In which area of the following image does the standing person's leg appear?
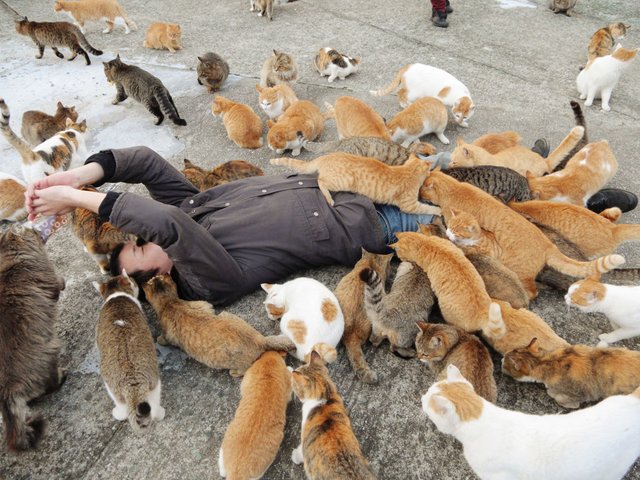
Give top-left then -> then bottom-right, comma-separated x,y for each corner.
430,0 -> 449,28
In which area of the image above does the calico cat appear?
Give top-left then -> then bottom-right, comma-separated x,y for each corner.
181,158 -> 264,191
143,274 -> 294,376
261,278 -> 344,363
502,338 -> 640,409
415,322 -> 496,402
370,63 -> 474,127
94,273 -> 164,430
21,101 -> 78,146
219,351 -> 291,480
53,0 -> 137,34
15,17 -> 103,65
577,45 -> 639,111
103,55 -> 187,126
271,153 -> 441,215
197,52 -> 230,93
360,261 -> 434,358
143,22 -> 181,53
1,99 -> 87,184
444,165 -> 531,203
423,364 -> 640,480
291,352 -> 377,480
327,96 -> 391,141
266,100 -> 326,155
304,136 -> 436,164
0,173 -> 27,222
552,101 -> 589,172
386,96 -> 449,147
212,96 -> 263,149
0,227 -> 66,451
335,249 -> 394,384
314,47 -> 360,82
256,83 -> 298,120
260,50 -> 299,88
548,0 -> 577,16
587,22 -> 631,64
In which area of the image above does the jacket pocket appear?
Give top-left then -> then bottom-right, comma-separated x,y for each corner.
292,190 -> 331,242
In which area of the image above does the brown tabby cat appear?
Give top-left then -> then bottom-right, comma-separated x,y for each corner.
181,158 -> 264,191
588,22 -> 631,64
416,322 -> 497,402
143,274 -> 294,376
327,96 -> 391,141
502,338 -> 640,408
212,96 -> 263,149
444,166 -> 532,203
304,136 -> 436,164
260,50 -> 299,87
21,102 -> 78,146
267,100 -> 327,155
197,52 -> 230,93
53,0 -> 137,34
271,154 -> 441,215
291,351 -> 377,480
143,22 -> 181,53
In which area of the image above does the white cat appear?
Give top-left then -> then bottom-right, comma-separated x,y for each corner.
566,273 -> 640,346
577,45 -> 639,111
314,47 -> 360,83
261,277 -> 344,363
423,364 -> 640,480
370,63 -> 475,127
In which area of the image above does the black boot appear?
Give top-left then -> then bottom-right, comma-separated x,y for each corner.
587,189 -> 638,214
432,10 -> 448,28
446,0 -> 453,13
531,138 -> 550,158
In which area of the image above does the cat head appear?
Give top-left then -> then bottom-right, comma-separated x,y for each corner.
103,55 -> 125,83
291,351 -> 334,402
418,169 -> 443,204
415,322 -> 461,363
0,224 -> 45,255
272,50 -> 295,73
261,283 -> 286,320
609,22 -> 630,39
389,231 -> 427,264
408,140 -> 437,157
166,23 -> 181,41
611,46 -> 640,63
449,138 -> 482,168
142,274 -> 178,303
15,17 -> 30,34
564,273 -> 605,312
65,118 -> 87,133
445,207 -> 481,246
501,338 -> 544,381
56,102 -> 78,122
452,96 -> 475,127
93,269 -> 139,299
256,84 -> 284,113
266,122 -> 303,151
355,248 -> 393,279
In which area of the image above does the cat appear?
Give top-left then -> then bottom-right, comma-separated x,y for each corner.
53,0 -> 137,34
181,158 -> 264,191
386,96 -> 449,147
360,261 -> 435,358
211,96 -> 264,149
291,352 -> 377,480
266,100 -> 326,155
1,98 -> 88,184
250,0 -> 300,19
143,274 -> 294,377
15,17 -> 103,65
261,277 -> 344,363
423,364 -> 640,480
0,227 -> 66,451
548,0 -> 577,16
93,272 -> 164,430
370,63 -> 475,127
587,22 -> 631,64
326,96 -> 391,141
526,140 -> 618,206
566,273 -> 640,346
314,47 -> 360,82
21,101 -> 78,146
471,131 -> 521,154
445,207 -> 503,259
197,52 -> 230,93
420,170 -> 625,299
444,165 -> 531,203
218,351 -> 291,480
0,173 -> 27,222
502,338 -> 640,409
143,22 -> 181,53
577,45 -> 639,111
256,83 -> 298,120
260,50 -> 299,88
271,153 -> 442,215
415,322 -> 496,402
552,101 -> 589,172
103,55 -> 187,126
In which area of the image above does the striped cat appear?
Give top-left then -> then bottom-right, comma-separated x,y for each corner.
444,165 -> 531,203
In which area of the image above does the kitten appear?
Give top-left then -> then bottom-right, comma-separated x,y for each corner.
548,0 -> 577,16
143,22 -> 181,53
260,50 -> 299,88
219,351 -> 291,480
0,227 -> 66,451
261,278 -> 344,363
526,141 -> 618,205
256,83 -> 298,120
1,99 -> 87,184
21,101 -> 78,146
103,55 -> 187,126
291,352 -> 377,480
304,136 -> 437,164
15,17 -> 103,65
197,52 -> 230,93
359,262 -> 434,358
471,131 -> 520,154
181,158 -> 264,191
552,100 -> 589,172
587,22 -> 631,64
423,364 -> 640,480
53,0 -> 137,34
444,165 -> 531,203
327,96 -> 391,141
271,153 -> 442,215
577,45 -> 639,111
266,100 -> 326,155
0,173 -> 27,222
386,96 -> 449,147
370,63 -> 474,127
143,275 -> 294,377
211,96 -> 264,149
415,322 -> 496,402
314,47 -> 360,82
502,338 -> 640,408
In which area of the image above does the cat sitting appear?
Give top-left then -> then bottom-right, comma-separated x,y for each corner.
386,96 -> 449,147
266,100 -> 327,155
260,50 -> 299,87
21,101 -> 78,146
53,0 -> 137,34
587,22 -> 631,66
256,83 -> 298,120
314,47 -> 360,82
0,173 -> 27,222
548,0 -> 577,16
197,53 -> 230,93
181,158 -> 264,191
143,22 -> 181,53
212,96 -> 263,149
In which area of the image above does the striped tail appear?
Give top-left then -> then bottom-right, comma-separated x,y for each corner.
369,65 -> 408,97
263,334 -> 296,352
311,343 -> 338,363
359,267 -> 385,322
303,140 -> 340,154
545,125 -> 585,172
155,89 -> 187,126
546,250 -> 625,278
270,157 -> 319,173
552,101 -> 588,172
482,302 -> 506,340
1,396 -> 46,452
0,98 -> 36,163
600,207 -> 622,223
73,28 -> 103,56
613,224 -> 640,243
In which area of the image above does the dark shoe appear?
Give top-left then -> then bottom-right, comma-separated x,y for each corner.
432,11 -> 448,27
431,7 -> 437,19
587,188 -> 638,214
531,138 -> 550,158
446,0 -> 453,13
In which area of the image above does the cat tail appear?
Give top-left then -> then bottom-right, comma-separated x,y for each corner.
263,334 -> 296,353
1,396 -> 46,451
72,28 -> 103,56
117,8 -> 138,31
126,390 -> 153,431
613,224 -> 640,243
323,102 -> 336,120
0,99 -> 36,163
545,250 -> 625,278
545,124 -> 585,172
601,268 -> 640,283
369,66 -> 408,97
303,140 -> 341,154
311,343 -> 338,363
359,267 -> 385,322
552,101 -> 588,172
482,303 -> 506,340
270,157 -> 319,173
154,88 -> 187,126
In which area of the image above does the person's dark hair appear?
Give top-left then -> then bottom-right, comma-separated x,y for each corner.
109,241 -> 158,301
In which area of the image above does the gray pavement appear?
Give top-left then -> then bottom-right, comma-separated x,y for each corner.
1,0 -> 640,479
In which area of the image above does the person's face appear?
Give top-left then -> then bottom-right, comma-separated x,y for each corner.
118,241 -> 173,275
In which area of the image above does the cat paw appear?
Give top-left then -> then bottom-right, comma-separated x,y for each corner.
157,335 -> 169,346
597,333 -> 612,346
291,446 -> 303,465
103,28 -> 112,34
601,105 -> 611,112
579,93 -> 586,100
584,99 -> 594,107
111,99 -> 120,105
359,369 -> 379,385
154,406 -> 166,421
596,340 -> 609,348
229,369 -> 244,378
291,148 -> 301,156
35,54 -> 43,59
112,406 -> 128,421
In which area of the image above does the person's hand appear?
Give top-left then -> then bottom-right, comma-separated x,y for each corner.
25,171 -> 82,220
27,185 -> 78,221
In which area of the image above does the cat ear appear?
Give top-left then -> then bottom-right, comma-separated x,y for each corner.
57,101 -> 63,109
273,49 -> 279,56
456,137 -> 464,147
256,84 -> 263,92
116,53 -> 121,60
309,350 -> 324,366
462,147 -> 471,158
92,281 -> 102,293
290,370 -> 306,389
445,364 -> 465,383
261,283 -> 272,292
121,269 -> 130,280
197,56 -> 204,62
526,337 -> 539,354
417,223 -> 431,236
416,321 -> 429,332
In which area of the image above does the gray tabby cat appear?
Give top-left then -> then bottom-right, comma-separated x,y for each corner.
444,165 -> 531,203
548,0 -> 577,16
103,55 -> 187,126
197,52 -> 229,93
552,101 -> 588,172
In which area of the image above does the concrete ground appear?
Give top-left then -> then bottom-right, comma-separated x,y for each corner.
1,0 -> 640,478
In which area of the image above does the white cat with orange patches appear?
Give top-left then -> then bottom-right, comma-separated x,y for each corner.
261,278 -> 344,363
313,47 -> 360,82
386,96 -> 449,147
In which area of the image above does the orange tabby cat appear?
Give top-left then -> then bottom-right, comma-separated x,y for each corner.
271,154 -> 441,215
266,100 -> 326,156
471,131 -> 521,154
143,22 -> 181,53
326,96 -> 391,141
211,96 -> 264,149
256,83 -> 298,120
445,207 -> 502,258
526,140 -> 618,205
420,170 -> 625,299
386,96 -> 449,147
53,0 -> 137,34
